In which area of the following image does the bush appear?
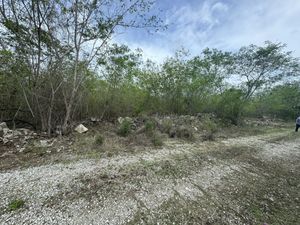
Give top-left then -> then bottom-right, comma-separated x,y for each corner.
202,119 -> 218,141
151,132 -> 163,147
145,119 -> 156,136
117,119 -> 132,137
216,88 -> 244,125
94,134 -> 104,146
161,118 -> 173,134
8,199 -> 25,211
176,125 -> 194,140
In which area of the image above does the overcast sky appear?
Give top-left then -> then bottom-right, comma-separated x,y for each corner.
115,0 -> 300,62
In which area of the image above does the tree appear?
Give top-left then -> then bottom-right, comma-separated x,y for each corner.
234,41 -> 300,100
0,0 -> 163,133
216,88 -> 244,125
0,0 -> 62,132
223,42 -> 300,124
252,82 -> 300,119
184,48 -> 233,113
97,44 -> 142,117
52,0 -> 163,132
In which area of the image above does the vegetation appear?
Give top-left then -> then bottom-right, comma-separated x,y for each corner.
150,132 -> 164,147
8,199 -> 25,211
145,119 -> 156,136
202,118 -> 218,141
0,1 -> 299,136
117,119 -> 132,137
94,134 -> 104,146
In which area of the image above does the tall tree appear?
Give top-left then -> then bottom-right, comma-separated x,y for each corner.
0,0 -> 163,133
234,41 -> 300,100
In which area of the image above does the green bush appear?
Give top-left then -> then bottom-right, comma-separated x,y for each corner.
176,126 -> 194,140
8,199 -> 25,211
151,132 -> 163,147
117,120 -> 132,137
94,134 -> 104,146
161,118 -> 173,134
145,120 -> 156,136
203,119 -> 218,141
216,88 -> 245,125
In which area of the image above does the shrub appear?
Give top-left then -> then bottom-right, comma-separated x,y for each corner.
161,118 -> 173,134
8,199 -> 25,211
216,88 -> 244,125
117,119 -> 132,137
145,120 -> 156,136
151,132 -> 163,147
94,134 -> 104,146
176,125 -> 194,140
202,119 -> 218,141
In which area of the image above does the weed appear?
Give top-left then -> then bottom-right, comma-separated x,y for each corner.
94,134 -> 104,146
106,152 -> 114,157
117,120 -> 132,137
202,119 -> 218,141
151,132 -> 163,147
8,199 -> 25,211
268,132 -> 298,143
145,120 -> 156,136
162,118 -> 173,134
176,126 -> 194,140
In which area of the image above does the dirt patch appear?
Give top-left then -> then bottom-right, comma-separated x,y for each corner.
1,128 -> 299,225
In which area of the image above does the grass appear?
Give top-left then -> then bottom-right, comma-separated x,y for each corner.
8,199 -> 25,211
202,118 -> 218,141
219,124 -> 291,139
161,118 -> 173,134
145,120 -> 156,136
268,131 -> 298,143
94,134 -> 104,146
39,125 -> 299,225
150,132 -> 163,147
117,120 -> 132,137
126,136 -> 300,224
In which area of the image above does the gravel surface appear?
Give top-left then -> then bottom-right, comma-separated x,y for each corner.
1,131 -> 299,225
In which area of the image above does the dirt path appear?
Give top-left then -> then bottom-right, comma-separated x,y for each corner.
0,130 -> 299,225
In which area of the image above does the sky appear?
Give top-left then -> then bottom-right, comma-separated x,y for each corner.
115,0 -> 300,62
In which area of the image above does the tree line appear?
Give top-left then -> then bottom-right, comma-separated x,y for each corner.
0,0 -> 299,135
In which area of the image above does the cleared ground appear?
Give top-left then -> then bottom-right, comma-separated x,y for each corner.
0,127 -> 299,225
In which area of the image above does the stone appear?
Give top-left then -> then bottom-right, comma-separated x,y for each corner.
136,125 -> 146,134
19,148 -> 26,153
118,117 -> 133,124
3,128 -> 13,138
55,125 -> 62,136
0,122 -> 8,137
0,122 -> 8,130
2,138 -> 9,144
117,117 -> 124,124
74,124 -> 88,133
17,128 -> 33,136
91,117 -> 100,122
38,140 -> 53,147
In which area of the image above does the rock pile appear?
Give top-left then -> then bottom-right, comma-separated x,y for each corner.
0,122 -> 37,153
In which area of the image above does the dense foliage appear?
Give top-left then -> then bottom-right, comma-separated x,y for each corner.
0,1 -> 299,135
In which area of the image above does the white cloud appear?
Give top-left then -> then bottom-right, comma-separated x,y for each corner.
112,36 -> 173,63
210,0 -> 300,55
166,0 -> 229,51
132,42 -> 173,62
118,0 -> 300,61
